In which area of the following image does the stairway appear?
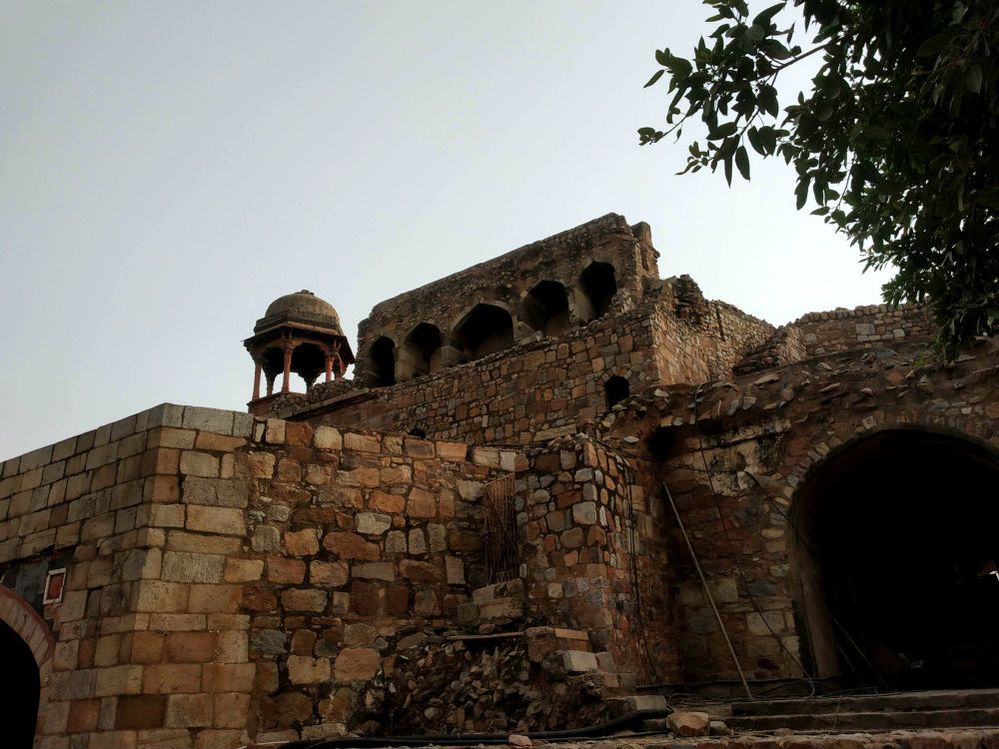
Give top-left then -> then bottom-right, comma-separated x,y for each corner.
720,689 -> 999,733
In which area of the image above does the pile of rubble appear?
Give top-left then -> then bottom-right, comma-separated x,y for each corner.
384,633 -> 610,735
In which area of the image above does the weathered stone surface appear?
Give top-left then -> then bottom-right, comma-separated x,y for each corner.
668,711 -> 711,737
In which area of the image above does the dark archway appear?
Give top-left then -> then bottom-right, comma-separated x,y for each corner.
604,376 -> 630,408
290,343 -> 326,391
0,619 -> 40,748
398,323 -> 443,380
577,262 -> 617,321
522,281 -> 570,337
368,336 -> 396,387
451,304 -> 514,362
791,428 -> 999,689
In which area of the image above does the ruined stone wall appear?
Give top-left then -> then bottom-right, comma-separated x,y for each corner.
306,291 -> 773,446
323,304 -> 670,445
599,336 -> 999,686
793,303 -> 934,357
236,421 -> 515,743
520,436 -> 680,682
353,213 -> 660,384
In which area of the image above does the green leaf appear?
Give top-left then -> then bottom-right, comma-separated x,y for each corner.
707,121 -> 739,140
724,152 -> 734,185
759,85 -> 779,117
644,70 -> 666,88
735,145 -> 751,180
964,65 -> 982,94
746,24 -> 765,41
916,33 -> 949,57
753,2 -> 786,28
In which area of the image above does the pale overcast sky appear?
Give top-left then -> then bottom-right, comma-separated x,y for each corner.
0,1 -> 891,460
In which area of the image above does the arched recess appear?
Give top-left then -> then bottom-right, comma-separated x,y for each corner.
790,427 -> 999,690
522,281 -> 570,337
576,261 -> 617,322
261,347 -> 285,396
604,375 -> 630,408
290,342 -> 326,391
0,585 -> 53,749
397,323 -> 443,381
366,336 -> 397,387
451,304 -> 514,362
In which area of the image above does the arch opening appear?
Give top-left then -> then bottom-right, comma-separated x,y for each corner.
451,304 -> 514,362
522,281 -> 570,337
792,429 -> 999,689
604,376 -> 630,409
290,343 -> 326,391
0,619 -> 40,748
398,323 -> 443,381
577,262 -> 617,321
367,336 -> 396,387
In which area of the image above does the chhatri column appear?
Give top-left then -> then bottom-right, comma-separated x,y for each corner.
252,358 -> 262,401
282,344 -> 292,394
325,351 -> 334,383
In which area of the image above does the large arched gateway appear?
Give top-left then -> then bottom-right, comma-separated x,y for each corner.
0,587 -> 50,749
790,428 -> 999,690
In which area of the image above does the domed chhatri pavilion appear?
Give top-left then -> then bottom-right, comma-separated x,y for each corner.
243,290 -> 354,414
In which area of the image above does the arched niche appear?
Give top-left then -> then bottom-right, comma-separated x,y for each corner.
367,336 -> 397,387
397,322 -> 443,381
290,342 -> 327,391
789,428 -> 999,689
604,375 -> 630,408
522,281 -> 570,337
576,261 -> 617,322
451,303 -> 514,362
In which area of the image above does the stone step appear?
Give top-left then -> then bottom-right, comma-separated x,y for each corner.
561,649 -> 599,673
726,707 -> 999,732
730,688 -> 999,717
604,693 -> 670,716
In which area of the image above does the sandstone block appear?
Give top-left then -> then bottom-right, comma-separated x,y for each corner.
224,558 -> 263,583
161,551 -> 225,583
267,557 -> 306,584
186,506 -> 245,535
309,560 -> 348,587
314,426 -> 343,450
668,711 -> 711,737
287,655 -> 331,684
280,588 -> 328,612
323,531 -> 379,560
369,490 -> 405,513
356,512 -> 391,535
354,562 -> 395,581
344,432 -> 380,453
407,487 -> 436,517
561,650 -> 598,673
213,693 -> 250,729
165,693 -> 212,728
333,647 -> 380,682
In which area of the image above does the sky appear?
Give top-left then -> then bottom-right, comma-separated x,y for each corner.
0,1 -> 893,461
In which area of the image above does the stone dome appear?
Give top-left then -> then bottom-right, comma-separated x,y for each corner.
255,290 -> 343,333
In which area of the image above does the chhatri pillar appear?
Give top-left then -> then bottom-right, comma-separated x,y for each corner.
244,290 -> 355,416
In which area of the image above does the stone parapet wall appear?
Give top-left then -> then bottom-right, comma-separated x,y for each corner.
354,214 -> 661,384
793,303 -> 934,356
519,436 -> 679,682
309,291 -> 773,446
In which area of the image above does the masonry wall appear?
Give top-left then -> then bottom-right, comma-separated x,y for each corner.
519,436 -> 679,682
793,303 -> 934,357
353,213 -> 660,384
301,290 -> 773,446
599,335 -> 999,686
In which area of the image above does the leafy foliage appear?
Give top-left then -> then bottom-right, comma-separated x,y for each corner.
640,0 -> 999,357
